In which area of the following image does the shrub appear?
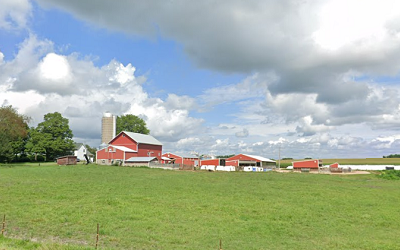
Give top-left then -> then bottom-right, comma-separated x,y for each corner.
378,170 -> 400,180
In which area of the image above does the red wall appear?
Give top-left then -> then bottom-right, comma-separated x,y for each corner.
293,160 -> 320,169
97,146 -> 125,161
183,158 -> 198,166
137,143 -> 162,160
225,160 -> 239,166
125,152 -> 138,159
330,163 -> 339,168
109,132 -> 138,151
200,159 -> 220,166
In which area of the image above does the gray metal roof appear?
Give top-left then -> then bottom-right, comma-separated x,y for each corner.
123,131 -> 163,146
242,154 -> 276,163
125,157 -> 158,162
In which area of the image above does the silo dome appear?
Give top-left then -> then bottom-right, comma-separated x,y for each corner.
103,112 -> 112,118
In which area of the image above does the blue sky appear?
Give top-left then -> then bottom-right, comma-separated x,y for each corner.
2,0 -> 400,159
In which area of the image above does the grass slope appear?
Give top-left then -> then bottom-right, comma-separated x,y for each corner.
1,164 -> 400,249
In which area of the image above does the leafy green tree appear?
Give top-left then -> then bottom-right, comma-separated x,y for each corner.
116,114 -> 150,135
27,112 -> 75,161
0,106 -> 30,162
25,127 -> 48,161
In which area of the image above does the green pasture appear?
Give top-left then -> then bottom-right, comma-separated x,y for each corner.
1,164 -> 400,249
279,157 -> 400,168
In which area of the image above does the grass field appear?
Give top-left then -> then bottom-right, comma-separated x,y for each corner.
278,157 -> 400,168
1,164 -> 400,249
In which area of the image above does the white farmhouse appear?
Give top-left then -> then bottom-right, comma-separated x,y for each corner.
74,143 -> 93,162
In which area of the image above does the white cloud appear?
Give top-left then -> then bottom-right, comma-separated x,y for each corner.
0,0 -> 31,30
235,128 -> 249,138
313,0 -> 400,50
165,94 -> 197,110
0,36 -> 204,146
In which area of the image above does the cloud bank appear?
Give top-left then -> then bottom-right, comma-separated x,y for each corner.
2,0 -> 400,158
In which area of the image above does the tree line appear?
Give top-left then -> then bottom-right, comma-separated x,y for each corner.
0,106 -> 149,163
383,154 -> 400,158
0,106 -> 75,163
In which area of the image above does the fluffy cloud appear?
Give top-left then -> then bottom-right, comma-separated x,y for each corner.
0,0 -> 31,30
0,35 -> 204,146
3,1 -> 400,157
235,128 -> 249,138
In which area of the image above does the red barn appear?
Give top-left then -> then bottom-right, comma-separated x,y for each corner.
96,131 -> 162,165
225,154 -> 276,167
292,159 -> 321,170
161,152 -> 199,166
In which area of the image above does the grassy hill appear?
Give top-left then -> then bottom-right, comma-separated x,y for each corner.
1,164 -> 400,249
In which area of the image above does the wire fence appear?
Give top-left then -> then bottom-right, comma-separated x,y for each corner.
0,215 -> 224,249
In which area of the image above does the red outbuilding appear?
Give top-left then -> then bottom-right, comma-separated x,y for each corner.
292,159 -> 321,170
96,131 -> 162,165
57,155 -> 77,165
329,162 -> 339,168
161,152 -> 199,166
225,154 -> 276,167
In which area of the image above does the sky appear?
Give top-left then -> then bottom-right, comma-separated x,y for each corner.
2,0 -> 400,159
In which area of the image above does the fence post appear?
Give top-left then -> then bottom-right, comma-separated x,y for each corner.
219,239 -> 222,250
95,223 -> 99,249
1,215 -> 5,236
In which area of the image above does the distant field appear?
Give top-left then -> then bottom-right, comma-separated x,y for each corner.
278,158 -> 400,168
1,164 -> 400,249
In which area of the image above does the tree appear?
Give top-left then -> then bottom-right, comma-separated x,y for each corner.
27,112 -> 75,161
84,144 -> 97,156
0,106 -> 30,162
116,114 -> 150,135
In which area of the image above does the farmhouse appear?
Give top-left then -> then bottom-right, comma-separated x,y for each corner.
96,131 -> 163,165
161,152 -> 199,166
74,143 -> 94,162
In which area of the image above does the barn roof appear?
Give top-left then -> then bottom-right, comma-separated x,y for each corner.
163,152 -> 198,159
242,154 -> 276,163
121,131 -> 163,146
125,157 -> 157,162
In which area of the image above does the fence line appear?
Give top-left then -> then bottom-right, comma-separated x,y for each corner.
0,215 -> 225,249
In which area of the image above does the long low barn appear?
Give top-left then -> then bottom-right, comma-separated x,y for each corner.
292,159 -> 322,170
200,154 -> 276,169
225,154 -> 276,167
